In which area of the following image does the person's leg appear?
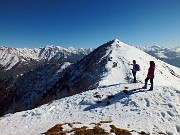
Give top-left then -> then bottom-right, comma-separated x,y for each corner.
143,77 -> 149,88
149,78 -> 154,90
132,71 -> 136,83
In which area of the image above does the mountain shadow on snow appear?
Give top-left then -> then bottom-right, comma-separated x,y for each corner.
83,87 -> 149,111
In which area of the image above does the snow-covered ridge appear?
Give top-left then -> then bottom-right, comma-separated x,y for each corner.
97,39 -> 180,89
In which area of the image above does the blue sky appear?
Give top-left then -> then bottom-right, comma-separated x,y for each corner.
0,0 -> 180,48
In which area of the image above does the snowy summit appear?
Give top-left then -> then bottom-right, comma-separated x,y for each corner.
0,39 -> 180,135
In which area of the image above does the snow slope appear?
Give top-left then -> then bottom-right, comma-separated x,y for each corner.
0,39 -> 180,135
0,83 -> 179,134
98,39 -> 180,89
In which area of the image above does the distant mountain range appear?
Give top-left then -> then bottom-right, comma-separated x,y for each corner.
1,44 -> 180,78
139,45 -> 180,68
0,45 -> 92,78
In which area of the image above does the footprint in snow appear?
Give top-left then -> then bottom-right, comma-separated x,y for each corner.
167,111 -> 174,117
144,98 -> 150,107
161,112 -> 166,117
176,125 -> 180,133
167,103 -> 173,108
22,114 -> 28,117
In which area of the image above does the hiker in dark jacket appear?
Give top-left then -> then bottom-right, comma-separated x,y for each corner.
131,60 -> 137,83
143,61 -> 155,90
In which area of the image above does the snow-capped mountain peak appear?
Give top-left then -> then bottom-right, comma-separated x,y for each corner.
151,44 -> 162,49
173,46 -> 180,53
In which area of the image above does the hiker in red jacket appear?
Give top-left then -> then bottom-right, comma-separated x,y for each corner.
143,61 -> 155,90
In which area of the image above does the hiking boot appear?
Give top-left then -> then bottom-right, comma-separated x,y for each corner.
148,87 -> 153,91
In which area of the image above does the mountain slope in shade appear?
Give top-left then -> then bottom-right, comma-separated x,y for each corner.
0,39 -> 180,135
0,45 -> 92,116
0,40 -> 113,116
139,45 -> 180,68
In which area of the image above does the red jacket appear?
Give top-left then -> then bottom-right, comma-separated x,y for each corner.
147,66 -> 155,78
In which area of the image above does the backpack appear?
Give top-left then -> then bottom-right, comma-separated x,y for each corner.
135,64 -> 140,71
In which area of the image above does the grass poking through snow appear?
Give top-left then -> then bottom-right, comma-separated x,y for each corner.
44,121 -> 132,135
